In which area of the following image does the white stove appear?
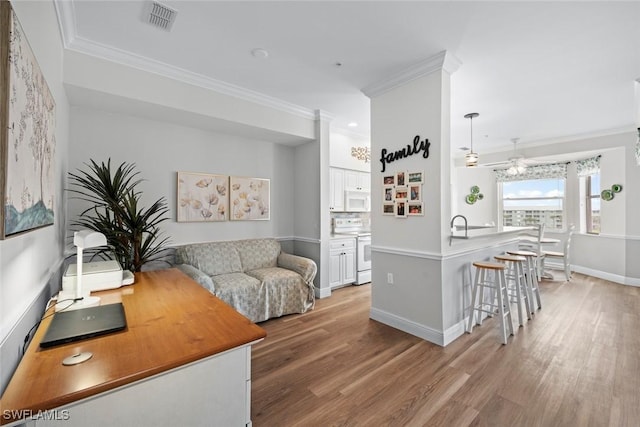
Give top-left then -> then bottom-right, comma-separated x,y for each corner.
333,218 -> 371,285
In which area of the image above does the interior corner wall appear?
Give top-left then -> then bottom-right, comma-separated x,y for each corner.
0,0 -> 69,394
68,107 -> 296,247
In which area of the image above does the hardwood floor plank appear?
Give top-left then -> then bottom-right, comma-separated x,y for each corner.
251,274 -> 640,426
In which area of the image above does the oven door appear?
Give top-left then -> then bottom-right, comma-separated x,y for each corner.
357,236 -> 372,271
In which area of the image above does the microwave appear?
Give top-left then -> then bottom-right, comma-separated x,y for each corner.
345,190 -> 370,212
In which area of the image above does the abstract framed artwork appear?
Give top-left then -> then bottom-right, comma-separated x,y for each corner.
177,172 -> 228,222
230,176 -> 270,220
1,2 -> 56,239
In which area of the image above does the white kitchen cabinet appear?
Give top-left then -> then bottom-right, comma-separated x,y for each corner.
330,168 -> 345,211
329,237 -> 356,288
344,170 -> 370,191
330,168 -> 370,211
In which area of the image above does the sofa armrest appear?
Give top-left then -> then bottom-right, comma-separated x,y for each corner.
277,252 -> 317,285
175,264 -> 215,293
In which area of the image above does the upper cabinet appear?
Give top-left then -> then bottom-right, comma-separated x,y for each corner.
344,170 -> 370,191
330,167 -> 370,211
330,168 -> 345,211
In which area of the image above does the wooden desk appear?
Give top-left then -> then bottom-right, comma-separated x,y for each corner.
0,268 -> 266,426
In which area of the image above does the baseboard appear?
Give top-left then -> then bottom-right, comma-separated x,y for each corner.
572,265 -> 640,287
369,307 -> 444,346
443,318 -> 467,346
315,286 -> 332,299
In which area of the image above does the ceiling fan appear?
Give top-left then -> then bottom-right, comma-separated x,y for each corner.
481,138 -> 540,174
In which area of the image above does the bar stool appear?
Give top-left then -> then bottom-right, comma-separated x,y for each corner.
494,254 -> 530,327
467,261 -> 514,344
507,249 -> 542,313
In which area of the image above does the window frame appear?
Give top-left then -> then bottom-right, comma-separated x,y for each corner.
499,178 -> 567,231
585,173 -> 600,235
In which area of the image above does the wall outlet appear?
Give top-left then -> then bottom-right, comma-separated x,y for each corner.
387,273 -> 394,285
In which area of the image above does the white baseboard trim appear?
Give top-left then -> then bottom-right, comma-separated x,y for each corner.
315,286 -> 332,299
443,318 -> 467,346
573,265 -> 640,287
369,307 -> 444,347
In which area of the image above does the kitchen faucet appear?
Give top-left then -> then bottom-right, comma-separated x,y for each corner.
450,215 -> 468,245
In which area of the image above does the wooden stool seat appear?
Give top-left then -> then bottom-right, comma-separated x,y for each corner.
495,254 -> 526,263
472,261 -> 506,270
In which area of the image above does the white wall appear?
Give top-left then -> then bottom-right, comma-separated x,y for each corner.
329,131 -> 371,172
68,107 -> 296,246
453,167 -> 497,226
0,0 -> 69,393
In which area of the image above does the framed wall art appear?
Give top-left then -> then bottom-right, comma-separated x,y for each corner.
230,176 -> 270,220
408,171 -> 423,184
1,2 -> 56,239
383,187 -> 393,202
395,200 -> 407,218
409,184 -> 421,201
177,172 -> 228,222
408,202 -> 424,216
382,203 -> 395,215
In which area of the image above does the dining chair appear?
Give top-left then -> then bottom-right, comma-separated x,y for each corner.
541,225 -> 575,281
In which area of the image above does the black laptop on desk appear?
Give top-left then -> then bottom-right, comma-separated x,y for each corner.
40,303 -> 127,348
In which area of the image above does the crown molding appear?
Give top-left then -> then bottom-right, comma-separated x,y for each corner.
53,0 -> 77,49
314,110 -> 335,122
53,1 -> 316,121
362,50 -> 462,98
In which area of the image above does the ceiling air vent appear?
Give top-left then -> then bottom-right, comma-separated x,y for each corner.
144,1 -> 177,31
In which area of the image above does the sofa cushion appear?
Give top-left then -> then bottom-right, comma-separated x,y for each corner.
234,238 -> 281,271
175,242 -> 242,277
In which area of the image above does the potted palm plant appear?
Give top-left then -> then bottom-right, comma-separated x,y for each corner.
68,159 -> 170,273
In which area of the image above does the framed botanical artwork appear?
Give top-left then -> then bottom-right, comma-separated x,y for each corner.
230,176 -> 270,220
395,200 -> 407,218
394,187 -> 408,200
395,171 -> 406,187
1,2 -> 56,239
408,202 -> 424,216
383,186 -> 394,202
177,172 -> 228,222
408,171 -> 424,184
382,203 -> 395,215
409,184 -> 421,201
383,174 -> 395,186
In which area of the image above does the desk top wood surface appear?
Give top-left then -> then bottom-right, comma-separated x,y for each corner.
0,268 -> 266,424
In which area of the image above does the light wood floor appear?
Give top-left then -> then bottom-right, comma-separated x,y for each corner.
252,273 -> 640,426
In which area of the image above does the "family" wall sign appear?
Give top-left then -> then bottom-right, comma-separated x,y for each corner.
379,135 -> 431,172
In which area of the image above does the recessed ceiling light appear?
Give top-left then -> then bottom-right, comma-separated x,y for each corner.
251,48 -> 269,59
335,62 -> 343,67
348,122 -> 358,127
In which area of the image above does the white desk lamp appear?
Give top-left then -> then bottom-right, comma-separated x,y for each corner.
67,230 -> 107,310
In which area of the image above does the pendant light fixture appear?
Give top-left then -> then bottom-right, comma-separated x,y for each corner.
464,112 -> 479,167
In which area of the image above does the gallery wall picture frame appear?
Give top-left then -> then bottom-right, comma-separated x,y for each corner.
394,187 -> 408,200
383,186 -> 394,202
382,203 -> 395,216
383,174 -> 395,186
395,200 -> 407,218
1,2 -> 57,239
230,176 -> 270,220
408,202 -> 424,216
407,171 -> 424,184
177,172 -> 229,222
409,184 -> 421,202
395,171 -> 406,187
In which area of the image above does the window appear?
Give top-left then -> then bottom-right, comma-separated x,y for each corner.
501,178 -> 565,230
585,173 -> 600,234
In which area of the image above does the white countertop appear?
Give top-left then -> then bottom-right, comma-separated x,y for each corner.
450,225 -> 534,241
